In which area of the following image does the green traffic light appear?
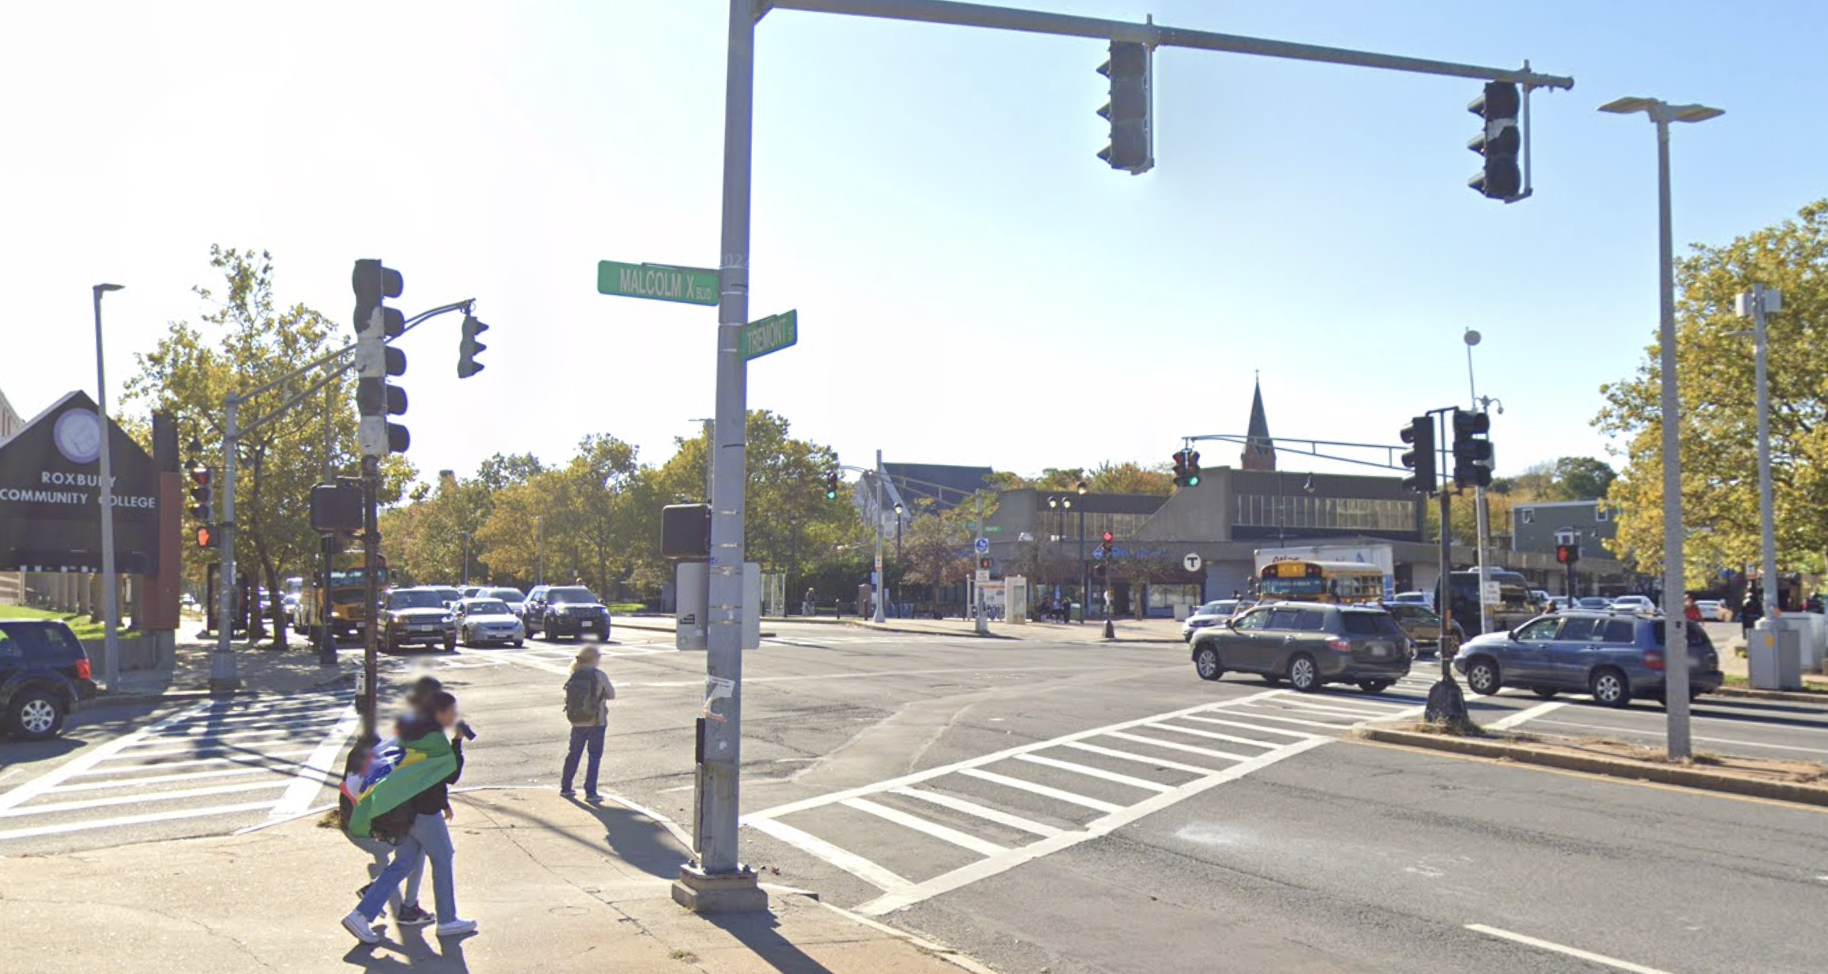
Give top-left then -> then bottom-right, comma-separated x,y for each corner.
1186,474 -> 1200,486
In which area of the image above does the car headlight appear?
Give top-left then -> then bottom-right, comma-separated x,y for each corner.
441,615 -> 453,625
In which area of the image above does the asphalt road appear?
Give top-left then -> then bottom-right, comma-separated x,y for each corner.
3,620 -> 1825,973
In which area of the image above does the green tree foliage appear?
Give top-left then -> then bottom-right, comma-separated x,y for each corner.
122,247 -> 414,645
999,460 -> 1174,496
899,493 -> 999,601
1596,199 -> 1828,580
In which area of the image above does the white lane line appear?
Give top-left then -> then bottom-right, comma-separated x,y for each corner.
267,703 -> 360,822
194,706 -> 347,727
46,765 -> 283,793
1267,698 -> 1408,719
1466,924 -> 1679,974
889,788 -> 1062,838
1486,701 -> 1568,732
1061,741 -> 1219,775
638,663 -> 1140,691
455,648 -> 570,675
842,798 -> 1008,857
1177,715 -> 1320,739
70,748 -> 318,776
0,780 -> 289,819
1119,722 -> 1278,750
0,801 -> 278,843
956,769 -> 1123,813
1144,723 -> 1289,753
1014,754 -> 1174,793
1100,730 -> 1253,763
0,700 -> 214,812
85,740 -> 316,762
128,725 -> 312,746
856,736 -> 1331,917
747,817 -> 913,892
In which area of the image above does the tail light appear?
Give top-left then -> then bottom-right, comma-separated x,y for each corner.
75,658 -> 93,680
1326,637 -> 1354,653
1642,649 -> 1665,671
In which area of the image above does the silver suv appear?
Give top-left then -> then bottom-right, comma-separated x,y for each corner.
1190,602 -> 1413,693
1452,611 -> 1723,707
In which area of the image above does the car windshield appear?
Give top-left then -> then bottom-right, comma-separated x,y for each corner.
548,587 -> 597,604
388,590 -> 446,610
487,588 -> 524,601
466,600 -> 511,616
1341,612 -> 1404,637
1197,601 -> 1233,615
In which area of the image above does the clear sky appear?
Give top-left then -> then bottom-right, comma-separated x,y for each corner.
3,0 -> 1823,487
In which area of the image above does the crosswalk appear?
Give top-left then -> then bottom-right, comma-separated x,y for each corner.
744,681 -> 1428,916
388,640 -> 675,676
0,689 -> 357,846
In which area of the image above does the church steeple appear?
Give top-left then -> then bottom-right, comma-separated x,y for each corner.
1241,374 -> 1276,472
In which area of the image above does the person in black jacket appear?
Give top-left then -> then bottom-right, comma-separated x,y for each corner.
343,691 -> 476,943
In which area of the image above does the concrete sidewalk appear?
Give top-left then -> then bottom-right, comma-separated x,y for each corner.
101,631 -> 354,706
0,787 -> 992,974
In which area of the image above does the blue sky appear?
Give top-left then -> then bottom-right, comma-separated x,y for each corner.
3,0 -> 1823,487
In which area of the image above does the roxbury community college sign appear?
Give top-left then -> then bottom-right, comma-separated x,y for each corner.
0,391 -> 161,573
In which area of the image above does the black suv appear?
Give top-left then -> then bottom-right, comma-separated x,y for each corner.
1,619 -> 99,740
535,586 -> 610,642
379,587 -> 458,653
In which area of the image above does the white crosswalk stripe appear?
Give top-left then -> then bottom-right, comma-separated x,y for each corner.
0,690 -> 357,845
744,684 -> 1425,916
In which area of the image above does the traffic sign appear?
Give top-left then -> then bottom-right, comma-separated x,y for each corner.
974,537 -> 990,555
1481,580 -> 1502,605
739,310 -> 798,361
596,260 -> 719,306
1183,553 -> 1203,572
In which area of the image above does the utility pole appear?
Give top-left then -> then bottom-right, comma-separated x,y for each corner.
319,382 -> 337,666
975,492 -> 988,636
1426,407 -> 1467,723
1464,330 -> 1493,636
212,393 -> 241,695
359,457 -> 380,740
91,283 -> 124,692
873,449 -> 886,624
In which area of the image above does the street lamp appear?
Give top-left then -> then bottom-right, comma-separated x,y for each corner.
1076,480 -> 1088,623
534,515 -> 544,585
92,283 -> 124,692
1463,327 -> 1494,636
1599,94 -> 1724,760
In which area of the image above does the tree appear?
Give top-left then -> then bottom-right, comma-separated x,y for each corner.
1597,199 -> 1828,580
899,493 -> 998,603
1109,543 -> 1178,618
123,247 -> 415,646
1551,457 -> 1617,502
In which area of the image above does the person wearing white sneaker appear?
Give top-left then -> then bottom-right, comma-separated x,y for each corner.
341,911 -> 382,945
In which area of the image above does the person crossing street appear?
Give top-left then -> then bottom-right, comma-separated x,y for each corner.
560,646 -> 616,803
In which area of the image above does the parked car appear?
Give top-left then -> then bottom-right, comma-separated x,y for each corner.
1575,597 -> 1612,611
0,619 -> 98,740
454,598 -> 525,648
480,587 -> 527,618
1529,589 -> 1552,609
1189,602 -> 1412,693
1391,590 -> 1434,608
520,585 -> 551,636
1181,599 -> 1252,641
379,587 -> 458,653
1696,599 -> 1726,621
459,586 -> 487,600
537,586 -> 611,642
1452,611 -> 1723,707
1610,594 -> 1656,613
424,586 -> 464,608
1380,601 -> 1462,656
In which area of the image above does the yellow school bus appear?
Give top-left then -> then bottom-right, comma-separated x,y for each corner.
1259,560 -> 1387,604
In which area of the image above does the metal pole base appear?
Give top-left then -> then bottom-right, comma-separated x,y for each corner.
208,677 -> 241,697
1102,619 -> 1115,640
1423,679 -> 1469,725
671,864 -> 769,914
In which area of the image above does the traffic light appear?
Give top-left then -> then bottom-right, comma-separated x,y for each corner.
1555,543 -> 1580,565
1101,531 -> 1114,557
1451,408 -> 1494,488
979,557 -> 992,570
1185,450 -> 1201,487
197,526 -> 217,549
1096,41 -> 1153,175
1468,81 -> 1522,200
824,471 -> 840,500
1399,416 -> 1436,494
188,460 -> 214,522
353,259 -> 409,456
1171,449 -> 1188,487
457,313 -> 489,379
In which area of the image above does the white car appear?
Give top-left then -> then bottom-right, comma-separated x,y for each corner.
454,598 -> 525,648
1611,595 -> 1656,613
1391,591 -> 1434,608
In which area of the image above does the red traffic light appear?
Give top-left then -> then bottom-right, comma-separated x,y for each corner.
189,464 -> 212,487
196,526 -> 216,549
1555,543 -> 1579,565
1102,531 -> 1114,544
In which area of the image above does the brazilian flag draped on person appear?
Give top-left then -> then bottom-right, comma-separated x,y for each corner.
341,730 -> 458,838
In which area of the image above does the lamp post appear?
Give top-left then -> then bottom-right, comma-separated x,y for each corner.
1076,480 -> 1088,624
1599,94 -> 1724,760
1463,328 -> 1495,637
92,283 -> 124,692
534,515 -> 544,586
1737,284 -> 1784,678
893,502 -> 903,614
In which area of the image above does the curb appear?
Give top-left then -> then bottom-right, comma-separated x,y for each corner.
1714,685 -> 1828,707
1357,726 -> 1828,808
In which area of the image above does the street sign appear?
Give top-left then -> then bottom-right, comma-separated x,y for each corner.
596,260 -> 719,306
974,537 -> 990,555
1183,553 -> 1203,572
874,553 -> 883,572
739,310 -> 798,361
983,525 -> 1003,534
975,569 -> 990,584
1482,580 -> 1502,605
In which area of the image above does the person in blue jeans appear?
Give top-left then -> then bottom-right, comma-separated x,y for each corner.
560,646 -> 615,802
342,692 -> 476,943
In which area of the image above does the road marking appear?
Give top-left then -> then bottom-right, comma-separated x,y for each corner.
1486,701 -> 1567,731
0,801 -> 279,843
1061,741 -> 1219,775
1203,709 -> 1356,731
1266,698 -> 1405,719
0,779 -> 288,819
1100,730 -> 1253,762
0,700 -> 214,812
629,663 -> 1142,690
747,817 -> 913,892
842,798 -> 1008,857
69,748 -> 317,776
956,769 -> 1123,812
1014,754 -> 1174,792
1531,717 -> 1828,756
267,703 -> 359,822
1178,714 -> 1319,739
46,764 -> 285,793
1465,924 -> 1679,974
888,787 -> 1062,838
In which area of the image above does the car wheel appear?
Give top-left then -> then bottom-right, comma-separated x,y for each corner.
1193,644 -> 1224,682
1531,688 -> 1559,700
1589,667 -> 1631,708
513,638 -> 524,648
1465,657 -> 1502,696
1287,653 -> 1320,693
443,637 -> 457,653
1358,680 -> 1392,693
8,690 -> 66,741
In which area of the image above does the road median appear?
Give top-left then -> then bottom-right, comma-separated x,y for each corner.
1357,723 -> 1828,809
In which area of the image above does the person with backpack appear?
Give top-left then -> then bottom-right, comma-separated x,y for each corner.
341,678 -> 444,930
343,690 -> 475,943
561,646 -> 615,803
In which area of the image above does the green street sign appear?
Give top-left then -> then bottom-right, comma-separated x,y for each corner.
739,309 -> 798,362
983,526 -> 1003,534
597,260 -> 719,306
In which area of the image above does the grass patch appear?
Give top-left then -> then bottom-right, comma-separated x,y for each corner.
1406,716 -> 1485,737
608,602 -> 645,615
1722,673 -> 1828,694
669,949 -> 698,963
0,605 -> 132,642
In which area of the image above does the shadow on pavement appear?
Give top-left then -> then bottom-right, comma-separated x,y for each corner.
569,797 -> 691,879
705,911 -> 838,974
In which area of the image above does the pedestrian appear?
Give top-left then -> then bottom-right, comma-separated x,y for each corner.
560,646 -> 616,803
343,677 -> 442,930
802,587 -> 816,616
1545,600 -> 1558,614
1684,594 -> 1703,622
1741,586 -> 1765,636
343,691 -> 475,943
